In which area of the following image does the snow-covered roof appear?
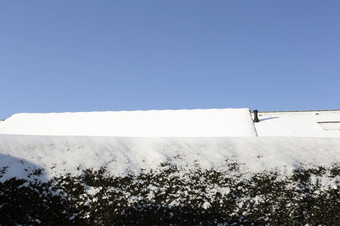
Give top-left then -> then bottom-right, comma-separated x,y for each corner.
0,108 -> 256,137
1,109 -> 340,137
254,110 -> 340,137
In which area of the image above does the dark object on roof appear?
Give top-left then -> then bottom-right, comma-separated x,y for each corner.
253,110 -> 260,123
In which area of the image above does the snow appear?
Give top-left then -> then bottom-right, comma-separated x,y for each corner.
0,135 -> 339,183
0,108 -> 256,137
0,108 -> 339,187
254,110 -> 340,137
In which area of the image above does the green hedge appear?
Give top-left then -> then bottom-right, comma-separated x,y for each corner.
0,163 -> 339,225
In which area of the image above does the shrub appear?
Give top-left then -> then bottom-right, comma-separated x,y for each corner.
0,163 -> 339,225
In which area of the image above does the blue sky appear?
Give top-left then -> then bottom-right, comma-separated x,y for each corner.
1,1 -> 339,118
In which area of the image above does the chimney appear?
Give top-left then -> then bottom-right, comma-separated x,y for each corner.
253,110 -> 260,123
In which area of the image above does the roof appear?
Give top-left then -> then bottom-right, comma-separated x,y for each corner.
0,108 -> 256,137
1,109 -> 340,138
254,110 -> 340,137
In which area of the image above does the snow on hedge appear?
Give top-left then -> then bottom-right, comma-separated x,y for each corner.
1,109 -> 339,224
0,135 -> 339,185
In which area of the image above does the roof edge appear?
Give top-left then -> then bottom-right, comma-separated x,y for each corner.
258,109 -> 340,113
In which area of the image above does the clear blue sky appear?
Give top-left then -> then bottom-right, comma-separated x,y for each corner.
1,1 -> 339,118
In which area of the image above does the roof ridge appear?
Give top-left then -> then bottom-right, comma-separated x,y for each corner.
258,109 -> 340,113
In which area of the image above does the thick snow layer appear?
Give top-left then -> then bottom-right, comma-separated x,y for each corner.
254,111 -> 340,137
0,109 -> 256,137
0,135 -> 339,182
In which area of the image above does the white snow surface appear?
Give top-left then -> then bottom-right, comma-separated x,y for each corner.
254,111 -> 340,137
0,109 -> 339,187
0,108 -> 256,137
0,135 -> 339,182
